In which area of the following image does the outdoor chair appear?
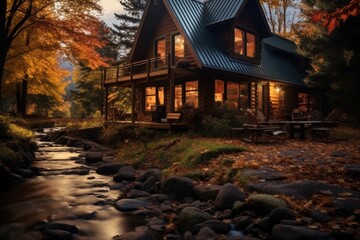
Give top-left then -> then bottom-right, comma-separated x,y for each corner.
311,108 -> 343,142
241,109 -> 287,143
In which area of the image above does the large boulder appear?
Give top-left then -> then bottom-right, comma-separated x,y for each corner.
178,207 -> 212,233
272,224 -> 333,240
247,194 -> 287,215
114,199 -> 149,212
96,163 -> 123,175
162,177 -> 194,201
113,166 -> 136,182
194,185 -> 222,202
214,183 -> 245,210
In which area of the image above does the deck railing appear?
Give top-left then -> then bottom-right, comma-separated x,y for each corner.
104,55 -> 172,84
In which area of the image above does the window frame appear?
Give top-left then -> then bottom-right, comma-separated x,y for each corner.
144,86 -> 165,112
171,33 -> 185,65
154,37 -> 166,69
215,79 -> 250,111
233,27 -> 257,59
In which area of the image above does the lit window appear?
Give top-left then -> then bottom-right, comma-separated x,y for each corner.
226,82 -> 239,110
145,87 -> 156,111
185,81 -> 199,108
145,86 -> 165,111
155,38 -> 166,68
234,28 -> 256,58
173,34 -> 185,61
175,85 -> 183,111
215,80 -> 224,103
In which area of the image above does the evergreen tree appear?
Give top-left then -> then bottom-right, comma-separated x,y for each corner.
295,0 -> 360,124
112,0 -> 146,57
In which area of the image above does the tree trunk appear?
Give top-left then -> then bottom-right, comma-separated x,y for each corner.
16,83 -> 21,114
0,0 -> 7,112
21,75 -> 28,116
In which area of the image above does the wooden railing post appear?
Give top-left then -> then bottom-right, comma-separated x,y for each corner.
105,86 -> 109,121
147,58 -> 150,82
169,54 -> 174,112
130,65 -> 136,123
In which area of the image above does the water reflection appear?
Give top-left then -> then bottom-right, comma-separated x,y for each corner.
0,138 -> 145,240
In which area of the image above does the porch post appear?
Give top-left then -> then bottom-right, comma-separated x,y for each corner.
130,65 -> 136,123
105,86 -> 109,121
168,54 -> 174,112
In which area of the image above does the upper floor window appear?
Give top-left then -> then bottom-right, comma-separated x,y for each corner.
172,34 -> 185,64
155,38 -> 166,68
234,28 -> 256,58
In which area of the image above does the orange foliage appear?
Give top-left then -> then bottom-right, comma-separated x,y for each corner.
312,0 -> 360,33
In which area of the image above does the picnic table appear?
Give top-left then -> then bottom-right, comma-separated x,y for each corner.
281,121 -> 322,140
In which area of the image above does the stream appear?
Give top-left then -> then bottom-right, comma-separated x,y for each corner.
0,128 -> 144,240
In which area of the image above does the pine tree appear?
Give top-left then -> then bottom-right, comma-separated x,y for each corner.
112,0 -> 146,57
296,0 -> 360,124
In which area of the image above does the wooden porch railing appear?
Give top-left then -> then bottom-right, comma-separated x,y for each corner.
104,54 -> 174,84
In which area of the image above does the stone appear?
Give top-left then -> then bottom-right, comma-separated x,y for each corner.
214,183 -> 245,210
62,168 -> 89,175
165,234 -> 183,240
85,152 -> 103,164
43,230 -> 73,240
247,180 -> 360,200
148,217 -> 167,231
141,176 -> 158,193
248,194 -> 287,215
113,166 -> 136,182
113,230 -> 151,240
345,164 -> 360,178
272,224 -> 333,240
43,223 -> 79,233
18,168 -> 33,178
332,198 -> 360,217
269,207 -> 296,227
242,167 -> 286,181
178,207 -> 212,233
233,216 -> 253,230
96,163 -> 123,175
137,168 -> 162,182
127,190 -> 151,198
10,173 -> 24,184
162,177 -> 194,201
330,151 -> 347,157
194,220 -> 230,234
194,185 -> 222,201
184,231 -> 195,240
309,210 -> 332,223
114,198 -> 149,212
194,227 -> 217,240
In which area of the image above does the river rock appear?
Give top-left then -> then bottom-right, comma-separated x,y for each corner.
10,173 -> 24,184
248,194 -> 287,215
194,227 -> 217,240
141,176 -> 158,193
194,220 -> 230,234
127,189 -> 151,198
96,163 -> 123,175
233,216 -> 253,230
18,168 -> 34,178
43,223 -> 79,233
178,207 -> 212,232
194,185 -> 222,201
345,164 -> 360,178
85,152 -> 103,164
162,177 -> 194,201
137,168 -> 162,182
114,198 -> 149,212
113,166 -> 136,182
214,183 -> 245,210
269,207 -> 296,227
43,229 -> 73,240
113,229 -> 151,240
272,224 -> 333,240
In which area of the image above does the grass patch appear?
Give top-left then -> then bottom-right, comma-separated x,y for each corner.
115,134 -> 245,172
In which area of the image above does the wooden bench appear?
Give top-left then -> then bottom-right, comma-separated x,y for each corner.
166,112 -> 181,124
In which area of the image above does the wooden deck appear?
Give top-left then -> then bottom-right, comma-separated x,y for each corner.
106,120 -> 187,131
104,69 -> 168,85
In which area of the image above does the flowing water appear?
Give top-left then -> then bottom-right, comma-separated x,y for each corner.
0,129 -> 144,240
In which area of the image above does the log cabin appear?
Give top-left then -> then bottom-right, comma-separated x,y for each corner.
103,0 -> 322,126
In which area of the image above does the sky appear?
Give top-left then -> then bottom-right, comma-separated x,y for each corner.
100,0 -> 124,27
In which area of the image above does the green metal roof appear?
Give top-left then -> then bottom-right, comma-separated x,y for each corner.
263,35 -> 298,55
166,0 -> 306,86
204,0 -> 245,26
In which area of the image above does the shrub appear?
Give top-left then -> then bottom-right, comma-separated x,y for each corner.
0,144 -> 18,171
0,118 -> 10,140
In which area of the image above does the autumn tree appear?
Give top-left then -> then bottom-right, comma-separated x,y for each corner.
296,0 -> 360,124
0,0 -> 108,113
260,0 -> 300,37
71,22 -> 118,118
112,0 -> 146,56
